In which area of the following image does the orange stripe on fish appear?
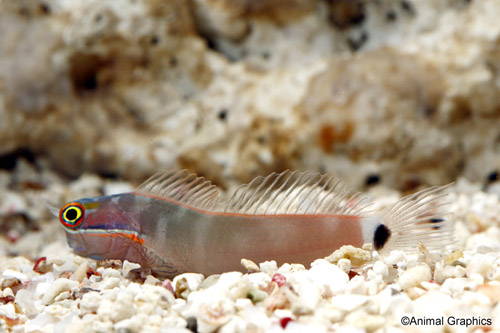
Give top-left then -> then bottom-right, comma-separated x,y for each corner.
75,230 -> 145,245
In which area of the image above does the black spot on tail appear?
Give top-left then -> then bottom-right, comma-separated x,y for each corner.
374,224 -> 391,250
430,218 -> 444,230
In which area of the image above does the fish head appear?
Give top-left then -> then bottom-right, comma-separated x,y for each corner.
58,194 -> 146,264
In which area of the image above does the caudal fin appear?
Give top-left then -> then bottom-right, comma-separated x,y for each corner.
377,184 -> 454,255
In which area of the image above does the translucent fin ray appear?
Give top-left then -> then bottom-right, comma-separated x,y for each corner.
135,170 -> 220,211
224,170 -> 370,215
377,184 -> 454,254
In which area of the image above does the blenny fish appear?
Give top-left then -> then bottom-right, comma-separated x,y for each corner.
58,170 -> 453,276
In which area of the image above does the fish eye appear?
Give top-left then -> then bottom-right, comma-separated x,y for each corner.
59,202 -> 85,228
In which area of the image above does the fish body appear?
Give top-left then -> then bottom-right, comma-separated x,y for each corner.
58,170 -> 453,276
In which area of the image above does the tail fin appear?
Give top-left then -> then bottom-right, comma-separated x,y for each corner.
377,184 -> 454,255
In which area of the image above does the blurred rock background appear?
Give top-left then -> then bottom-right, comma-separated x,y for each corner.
1,0 -> 500,192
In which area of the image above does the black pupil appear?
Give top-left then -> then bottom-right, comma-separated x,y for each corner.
66,208 -> 78,221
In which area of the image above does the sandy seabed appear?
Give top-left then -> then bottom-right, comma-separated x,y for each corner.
1,164 -> 500,333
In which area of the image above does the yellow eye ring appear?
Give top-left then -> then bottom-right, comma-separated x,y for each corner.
59,202 -> 85,228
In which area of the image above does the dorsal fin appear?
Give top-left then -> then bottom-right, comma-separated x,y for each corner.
135,170 -> 220,211
224,170 -> 370,215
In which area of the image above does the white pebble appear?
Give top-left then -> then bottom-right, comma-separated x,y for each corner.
287,278 -> 321,315
36,283 -> 50,301
245,272 -> 271,289
0,303 -> 17,318
81,293 -> 102,313
70,261 -> 89,283
366,278 -> 385,296
16,289 -> 38,317
101,277 -> 121,290
173,273 -> 205,292
278,263 -> 306,275
122,260 -> 141,277
235,298 -> 252,311
420,281 -> 440,291
433,263 -> 446,283
48,257 -> 66,266
126,282 -> 142,297
144,275 -> 161,285
441,278 -> 467,295
241,258 -> 260,272
468,273 -> 485,286
398,264 -> 432,290
2,269 -> 28,282
346,275 -> 367,295
454,265 -> 466,278
384,250 -> 406,267
309,259 -> 349,295
197,298 -> 234,332
259,260 -> 278,275
138,284 -> 174,308
219,316 -> 248,333
54,290 -> 71,302
345,309 -> 385,331
336,259 -> 351,273
97,299 -> 114,320
56,260 -> 79,274
240,305 -> 271,329
24,312 -> 55,332
42,278 -> 79,305
285,322 -> 327,333
372,261 -> 389,279
3,287 -> 13,297
44,304 -> 66,317
406,286 -> 426,300
330,294 -> 368,312
466,254 -> 495,278
113,315 -> 144,332
101,268 -> 121,279
215,272 -> 243,289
